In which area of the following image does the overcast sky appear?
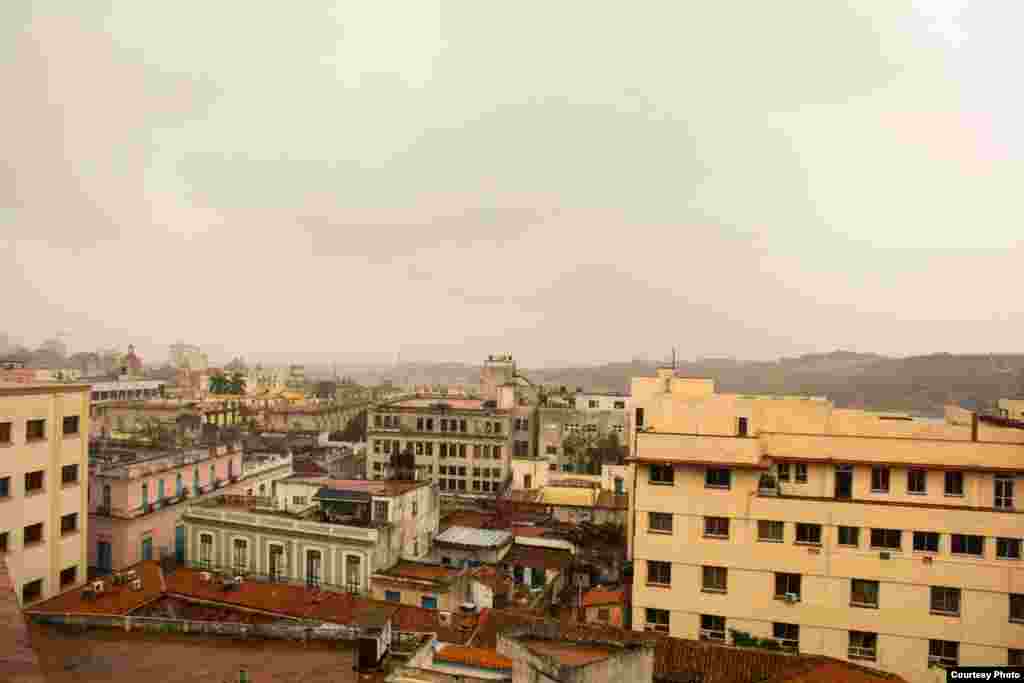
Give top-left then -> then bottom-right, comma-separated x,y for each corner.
3,2 -> 1022,368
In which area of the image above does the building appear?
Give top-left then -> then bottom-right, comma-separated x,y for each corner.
998,398 -> 1024,422
580,587 -> 628,628
88,442 -> 293,572
497,623 -> 657,683
536,391 -> 630,477
628,368 -> 1024,682
371,560 -> 472,611
433,527 -> 514,567
501,486 -> 628,527
182,478 -> 439,592
169,342 -> 208,371
0,383 -> 90,605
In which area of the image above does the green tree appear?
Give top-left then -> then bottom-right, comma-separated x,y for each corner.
209,375 -> 229,394
227,372 -> 247,395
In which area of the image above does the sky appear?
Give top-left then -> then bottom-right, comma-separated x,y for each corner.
2,2 -> 1023,368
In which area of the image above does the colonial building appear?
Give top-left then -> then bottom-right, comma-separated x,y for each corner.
629,369 -> 1024,682
0,382 -> 90,604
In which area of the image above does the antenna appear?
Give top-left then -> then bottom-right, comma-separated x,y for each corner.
672,347 -> 677,370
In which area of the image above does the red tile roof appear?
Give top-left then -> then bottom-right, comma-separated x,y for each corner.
501,544 -> 573,571
518,638 -> 617,667
580,587 -> 624,607
373,562 -> 463,588
25,563 -> 164,616
434,644 -> 513,671
391,605 -> 478,644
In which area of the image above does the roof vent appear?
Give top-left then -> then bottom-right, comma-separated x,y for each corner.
438,611 -> 452,626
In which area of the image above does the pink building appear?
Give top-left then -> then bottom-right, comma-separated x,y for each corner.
88,442 -> 292,572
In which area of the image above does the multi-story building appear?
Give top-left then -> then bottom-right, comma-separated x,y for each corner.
0,382 -> 90,605
181,478 -> 438,592
998,398 -> 1024,422
536,391 -> 630,476
88,442 -> 293,572
628,368 -> 1024,683
169,342 -> 208,371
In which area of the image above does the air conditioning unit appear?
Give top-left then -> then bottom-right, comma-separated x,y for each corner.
131,579 -> 143,591
92,580 -> 105,593
784,593 -> 799,604
234,576 -> 244,584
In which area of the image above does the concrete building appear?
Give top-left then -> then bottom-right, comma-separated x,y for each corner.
182,479 -> 439,592
628,369 -> 1024,682
536,391 -> 630,476
88,442 -> 292,572
497,623 -> 656,683
0,383 -> 90,605
371,560 -> 472,611
433,527 -> 514,567
169,342 -> 208,371
998,398 -> 1024,422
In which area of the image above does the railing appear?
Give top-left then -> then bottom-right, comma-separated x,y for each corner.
179,561 -> 367,596
182,506 -> 380,542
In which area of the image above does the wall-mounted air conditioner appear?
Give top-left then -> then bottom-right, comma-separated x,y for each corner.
784,593 -> 799,604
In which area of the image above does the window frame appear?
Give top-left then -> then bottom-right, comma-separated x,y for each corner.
1011,594 -> 1024,624
62,415 -> 80,437
650,464 -> 675,486
848,631 -> 878,661
944,471 -> 964,497
870,466 -> 890,493
870,528 -> 902,550
703,517 -> 730,540
757,520 -> 784,543
699,614 -> 726,642
704,468 -> 731,490
23,522 -> 44,546
928,640 -> 959,669
850,579 -> 880,608
794,523 -> 822,546
997,537 -> 1021,560
701,566 -> 728,594
913,531 -> 940,553
60,512 -> 78,535
648,512 -> 673,534
837,526 -> 860,547
774,572 -> 802,601
907,468 -> 927,495
647,560 -> 672,587
929,586 -> 961,616
644,608 -> 669,633
950,533 -> 984,557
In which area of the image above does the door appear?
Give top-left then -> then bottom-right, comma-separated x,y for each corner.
421,596 -> 437,609
175,526 -> 186,564
97,541 -> 112,573
835,465 -> 853,500
141,536 -> 153,562
524,474 -> 532,489
157,479 -> 165,504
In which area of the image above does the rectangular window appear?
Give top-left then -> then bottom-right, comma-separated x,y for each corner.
0,477 -> 10,499
0,532 -> 7,553
851,579 -> 879,608
62,415 -> 80,436
588,400 -> 599,409
292,496 -> 307,506
737,417 -> 748,437
373,440 -> 381,454
60,513 -> 78,535
997,538 -> 1022,560
644,608 -> 668,633
416,417 -> 424,431
776,463 -> 790,482
773,623 -> 799,653
870,467 -> 890,493
1011,594 -> 1024,623
635,407 -> 645,428
385,590 -> 401,602
25,470 -> 44,493
775,573 -> 802,600
61,464 -> 79,485
838,526 -> 860,547
493,422 -> 502,435
702,566 -> 727,593
200,535 -> 213,568
929,640 -> 959,668
1009,650 -> 1024,667
60,566 -> 77,588
699,615 -> 725,642
907,469 -> 927,494
950,534 -> 983,556
26,419 -> 46,441
705,468 -> 731,489
233,539 -> 248,571
650,465 -> 674,485
24,522 -> 43,545
647,560 -> 671,586
22,579 -> 43,604
649,512 -> 673,533
944,471 -> 964,496
597,608 -> 610,621
425,442 -> 433,455
614,401 -> 625,409
0,422 -> 10,444
930,586 -> 960,616
440,419 -> 448,432
758,520 -> 784,543
870,528 -> 901,550
492,446 -> 501,459
795,463 -> 808,483
848,631 -> 877,661
995,475 -> 1015,510
704,517 -> 730,539
795,523 -> 822,546
913,531 -> 940,553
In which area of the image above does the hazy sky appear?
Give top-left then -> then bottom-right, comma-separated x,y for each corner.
3,2 -> 1022,368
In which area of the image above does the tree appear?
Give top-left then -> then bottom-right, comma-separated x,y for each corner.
227,372 -> 247,395
562,429 -> 601,475
209,374 -> 229,394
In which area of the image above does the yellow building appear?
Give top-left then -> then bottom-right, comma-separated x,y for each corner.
0,383 -> 90,605
629,369 -> 1024,683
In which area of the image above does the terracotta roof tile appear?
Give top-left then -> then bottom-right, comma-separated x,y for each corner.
373,562 -> 463,587
434,644 -> 513,671
501,544 -> 573,571
26,562 -> 164,616
580,587 -> 624,607
392,605 -> 478,644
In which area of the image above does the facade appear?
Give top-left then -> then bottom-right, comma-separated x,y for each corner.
629,369 -> 1024,683
581,587 -> 627,628
537,392 -> 630,476
433,526 -> 514,567
0,383 -> 90,605
169,342 -> 208,371
88,442 -> 292,572
181,479 -> 438,593
367,397 -> 515,495
998,399 -> 1024,422
371,560 -> 472,611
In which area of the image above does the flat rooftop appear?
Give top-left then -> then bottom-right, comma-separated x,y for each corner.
435,526 -> 513,549
383,397 -> 487,410
518,638 -> 616,667
373,562 -> 463,586
0,382 -> 91,394
285,477 -> 431,496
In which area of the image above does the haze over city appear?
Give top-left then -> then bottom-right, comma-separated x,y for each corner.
4,2 -> 1023,367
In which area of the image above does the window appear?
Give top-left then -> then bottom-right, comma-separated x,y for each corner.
1011,594 -> 1024,623
907,469 -> 927,494
795,463 -> 807,483
374,501 -> 389,522
870,528 -> 901,550
416,417 -> 424,431
25,470 -> 44,493
457,466 -> 466,476
199,534 -> 213,568
0,477 -> 10,499
775,573 -> 801,600
705,468 -> 731,489
545,445 -> 557,455
634,407 -> 645,429
848,631 -> 877,661
0,532 -> 7,553
870,467 -> 890,493
24,523 -> 43,545
650,465 -> 674,485
0,422 -> 10,444
913,532 -> 940,553
851,579 -> 879,608
60,566 -> 77,588
60,513 -> 78,535
950,534 -> 983,556
929,640 -> 959,668
62,415 -> 79,436
996,475 -> 1015,510
1010,650 -> 1024,667
838,526 -> 860,547
459,419 -> 467,433
704,517 -> 729,539
758,520 -> 784,542
597,608 -> 610,621
702,566 -> 727,593
644,608 -> 668,633
930,587 -> 960,616
647,560 -> 671,586
614,401 -> 625,409
776,463 -> 790,482
737,417 -> 748,437
649,512 -> 673,533
944,471 -> 964,496
700,615 -> 725,642
22,579 -> 42,604
61,464 -> 79,486
385,590 -> 401,602
292,496 -> 307,506
306,550 -> 322,588
773,623 -> 799,653
795,523 -> 822,546
997,538 -> 1022,560
493,422 -> 502,435
412,500 -> 418,517
588,400 -> 599,409
233,539 -> 248,572
26,419 -> 45,441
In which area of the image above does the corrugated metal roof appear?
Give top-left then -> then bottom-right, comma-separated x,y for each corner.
435,526 -> 513,548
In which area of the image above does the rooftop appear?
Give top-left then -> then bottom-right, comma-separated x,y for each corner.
434,644 -> 513,671
373,562 -> 464,588
382,397 -> 489,411
518,638 -> 619,667
435,526 -> 513,549
504,487 -> 628,510
0,382 -> 91,395
501,544 -> 573,572
581,587 -> 625,607
285,477 -> 431,496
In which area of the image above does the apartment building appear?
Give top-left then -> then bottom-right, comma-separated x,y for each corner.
536,391 -> 630,476
0,383 -> 90,605
88,442 -> 293,572
181,479 -> 438,592
629,369 -> 1024,683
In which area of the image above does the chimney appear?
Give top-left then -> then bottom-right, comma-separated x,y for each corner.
971,413 -> 978,442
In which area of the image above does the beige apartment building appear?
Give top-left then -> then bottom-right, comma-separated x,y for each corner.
629,369 -> 1024,683
0,383 -> 90,605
